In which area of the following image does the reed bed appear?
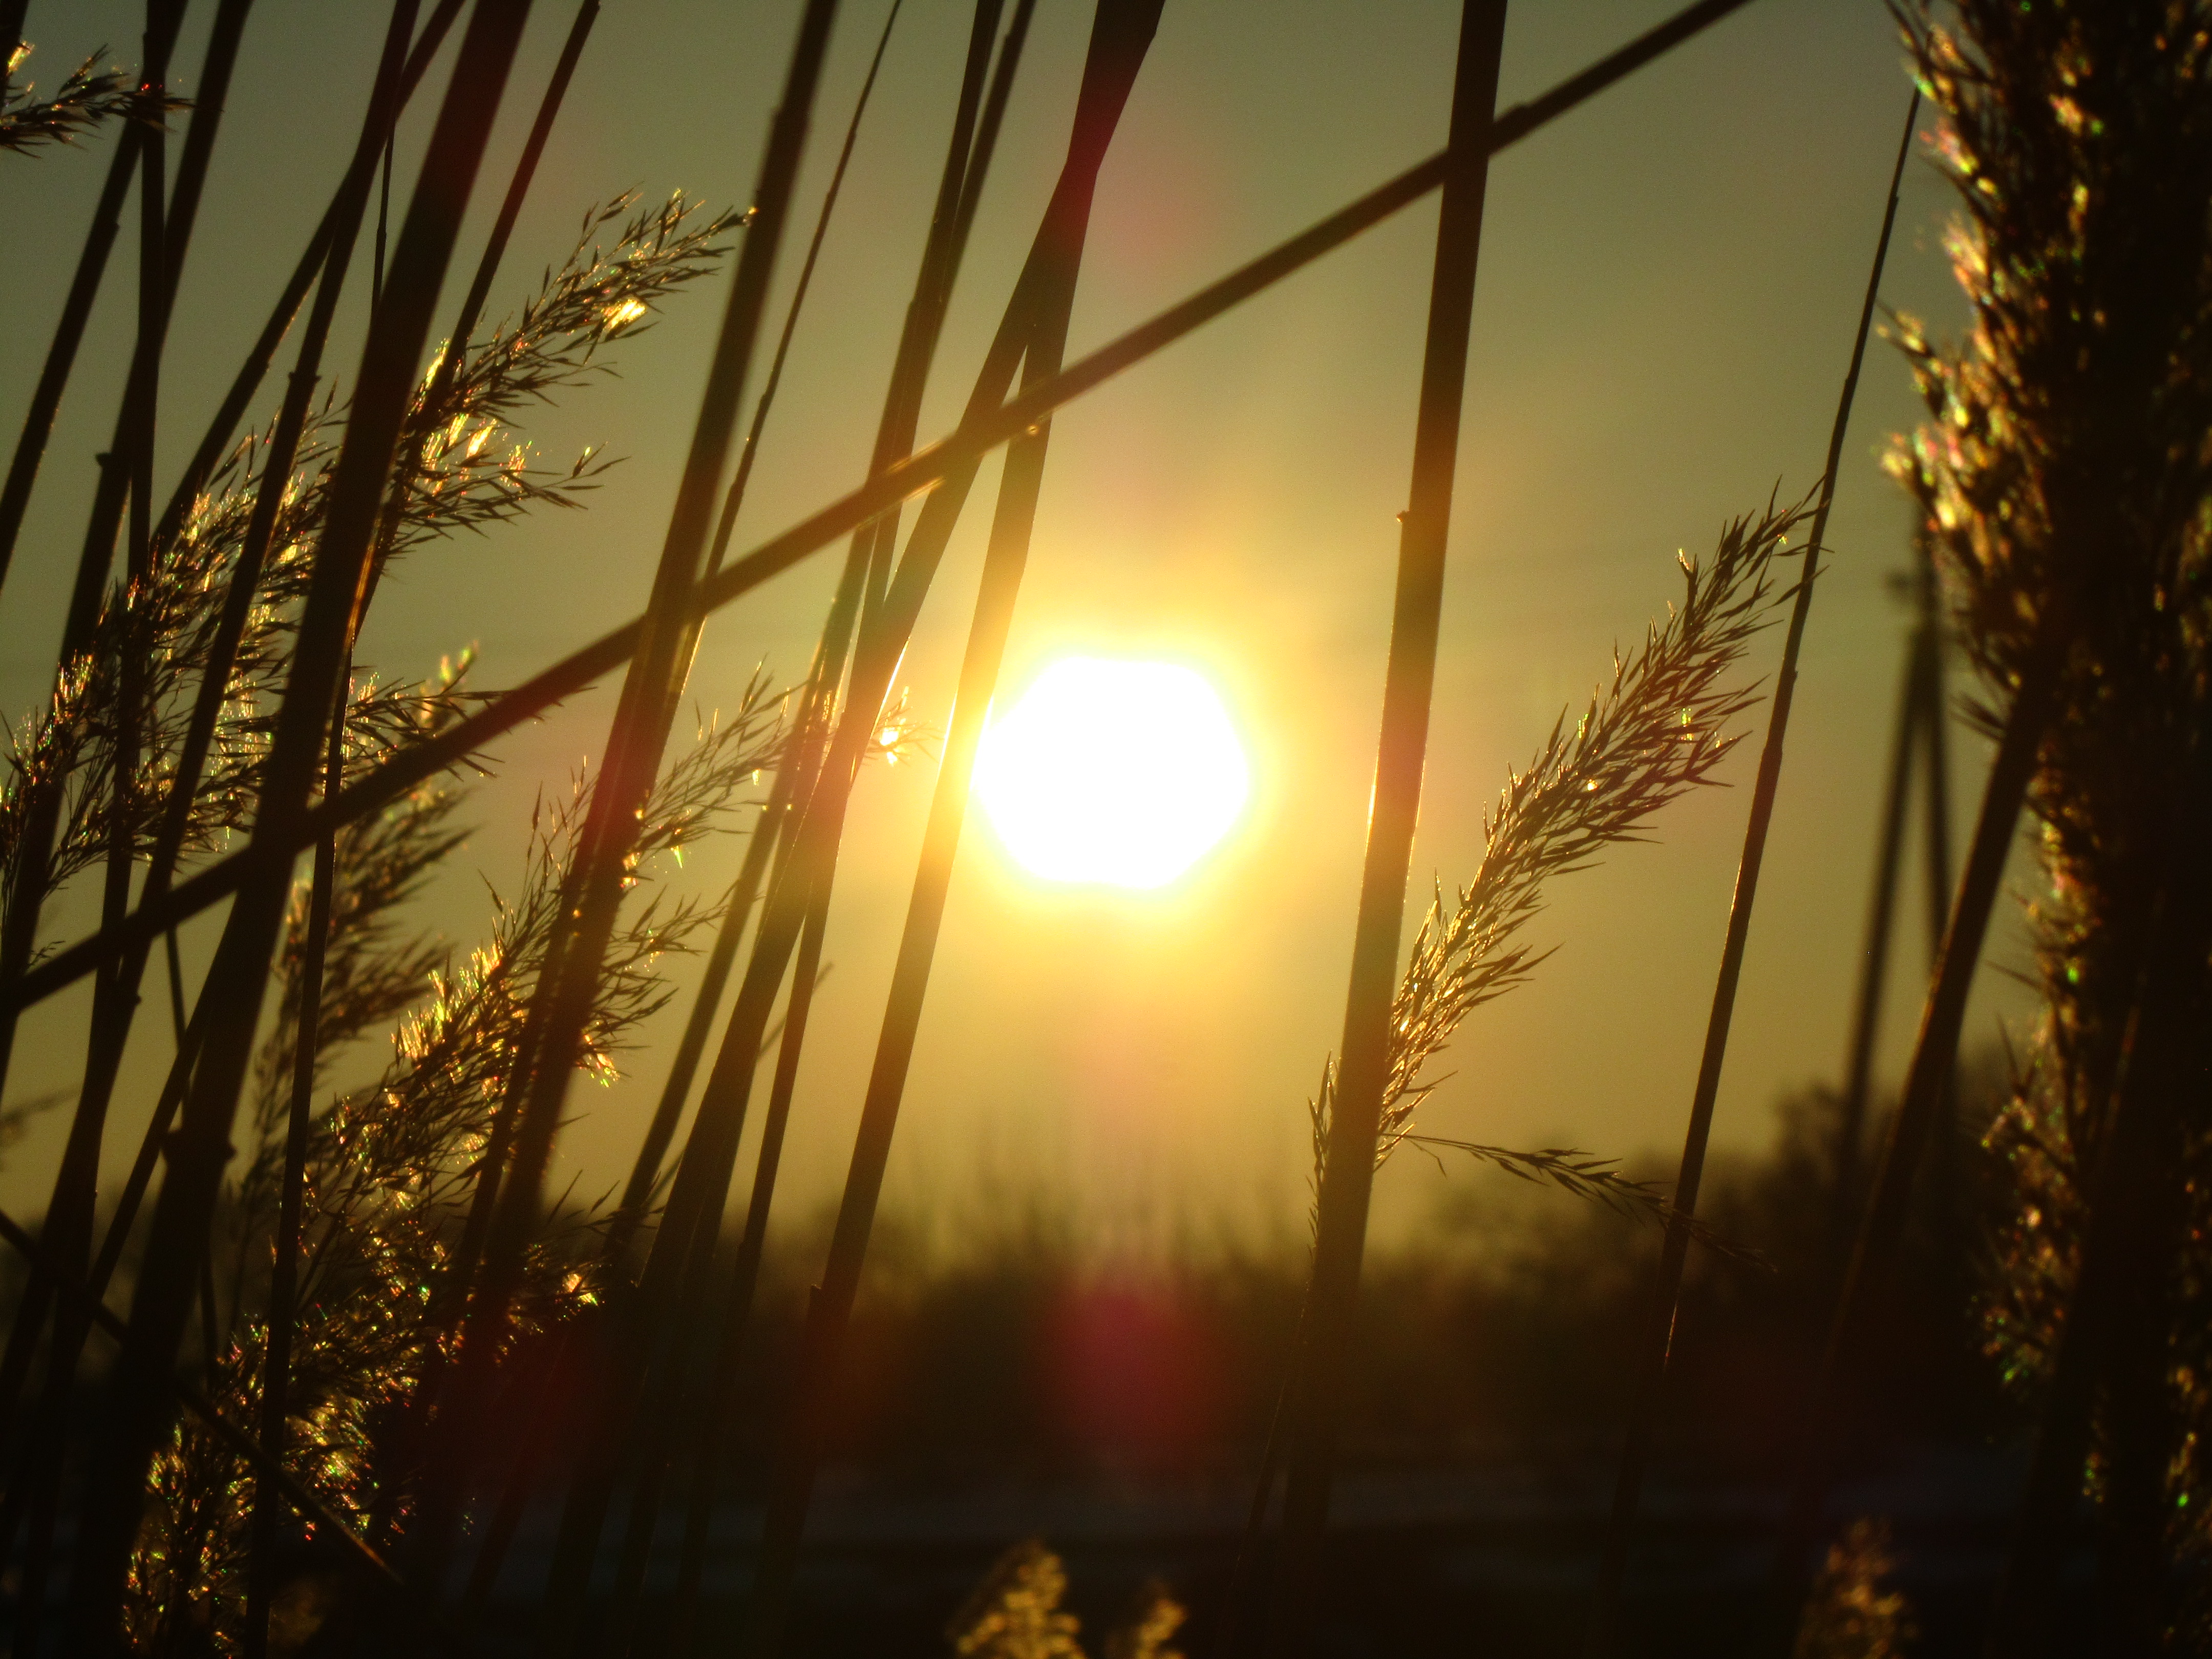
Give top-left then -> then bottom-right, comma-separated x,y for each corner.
6,0 -> 2140,1654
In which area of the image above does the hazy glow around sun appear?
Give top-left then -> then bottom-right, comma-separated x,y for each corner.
974,657 -> 1249,890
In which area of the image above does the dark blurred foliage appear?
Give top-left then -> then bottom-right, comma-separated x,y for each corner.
664,1059 -> 2018,1496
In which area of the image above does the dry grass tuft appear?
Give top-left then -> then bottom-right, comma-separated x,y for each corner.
1308,499 -> 1807,1237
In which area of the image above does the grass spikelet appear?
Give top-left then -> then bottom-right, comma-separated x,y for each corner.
948,1540 -> 1085,1659
1790,1518 -> 1915,1659
1307,501 -> 1805,1229
0,45 -> 179,156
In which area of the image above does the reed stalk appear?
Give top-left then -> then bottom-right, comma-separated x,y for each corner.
0,0 -> 200,1472
335,0 -> 605,1353
0,9 -> 253,1608
1775,11 -> 2212,1649
600,0 -> 903,1267
735,11 -> 1159,1654
0,14 -> 182,599
152,0 -> 467,555
0,0 -> 190,1133
544,3 -> 1016,1626
1829,538 -> 1953,1277
60,2 -> 534,1640
398,0 -> 839,1605
0,0 -> 418,1457
0,0 -> 1771,1031
1581,90 -> 1918,1658
1861,9 -> 2212,1650
611,3 -> 1039,1611
241,681 -> 347,1659
1762,629 -> 2060,1642
660,884 -> 830,1655
225,26 -> 602,1601
571,11 -> 925,1618
1266,9 -> 1503,1654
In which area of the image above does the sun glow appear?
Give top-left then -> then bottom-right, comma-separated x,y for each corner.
974,657 -> 1249,890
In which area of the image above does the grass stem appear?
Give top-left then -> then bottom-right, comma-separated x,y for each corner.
1582,90 -> 1919,1657
1269,10 -> 1504,1654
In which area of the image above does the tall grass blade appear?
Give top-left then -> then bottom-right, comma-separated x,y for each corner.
59,2 -> 535,1639
1761,627 -> 2060,1644
1268,10 -> 1504,1655
151,0 -> 467,553
602,0 -> 901,1264
242,692 -> 346,1659
550,1 -> 1004,1626
739,8 -> 1161,1652
1581,90 -> 1918,1657
0,0 -> 419,1457
648,13 -> 1043,1627
402,0 -> 840,1604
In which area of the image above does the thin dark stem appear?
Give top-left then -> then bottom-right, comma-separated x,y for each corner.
1828,625 -> 1926,1265
61,1 -> 531,1641
0,0 -> 192,1104
0,1206 -> 402,1591
1269,10 -> 1504,1656
152,0 -> 467,555
0,95 -> 137,594
950,0 -> 1037,258
1581,90 -> 1918,1658
404,0 -> 841,1605
4,0 -> 1770,1025
1912,543 -> 1962,1279
0,0 -> 200,1491
244,672 -> 349,1659
360,0 -> 600,622
738,12 -> 1160,1654
555,35 -> 1060,1632
0,0 -> 450,1449
1223,1292 -> 1308,1659
1763,628 -> 2063,1648
699,0 -> 902,587
354,0 -> 604,1387
663,894 -> 828,1656
374,133 -> 393,305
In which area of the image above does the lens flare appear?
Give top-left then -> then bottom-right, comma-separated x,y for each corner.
974,657 -> 1249,889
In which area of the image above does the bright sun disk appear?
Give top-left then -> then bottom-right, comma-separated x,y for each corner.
974,657 -> 1248,890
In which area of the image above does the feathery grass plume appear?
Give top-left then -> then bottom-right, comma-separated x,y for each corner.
946,1543 -> 1189,1659
121,688 -> 783,1650
1101,1584 -> 1187,1659
0,45 -> 179,156
1885,3 -> 2212,1635
949,1541 -> 1086,1659
0,195 -> 735,969
1790,1518 -> 1915,1659
1306,502 -> 1804,1233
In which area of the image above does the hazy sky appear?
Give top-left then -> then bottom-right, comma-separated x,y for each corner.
0,0 -> 2032,1255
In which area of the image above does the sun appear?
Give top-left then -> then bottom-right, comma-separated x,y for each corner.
973,657 -> 1250,890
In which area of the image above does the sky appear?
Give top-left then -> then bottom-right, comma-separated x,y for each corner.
0,0 -> 2036,1258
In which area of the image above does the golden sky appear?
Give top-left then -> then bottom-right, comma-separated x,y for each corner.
0,0 -> 2035,1255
